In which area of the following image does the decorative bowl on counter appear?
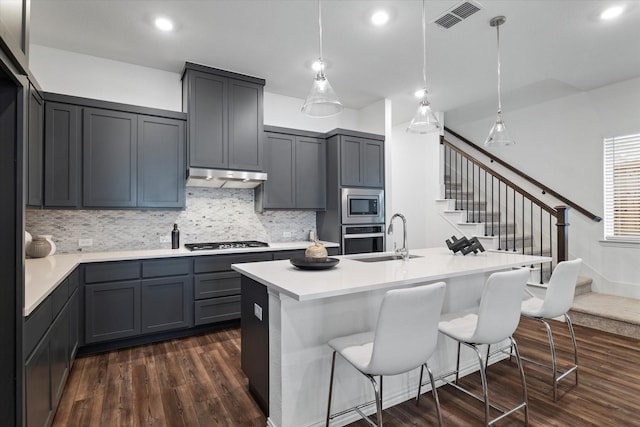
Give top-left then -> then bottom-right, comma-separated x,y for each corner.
290,257 -> 339,270
304,241 -> 328,262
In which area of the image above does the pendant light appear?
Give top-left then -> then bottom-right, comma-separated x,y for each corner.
407,0 -> 440,134
301,0 -> 343,118
484,16 -> 515,147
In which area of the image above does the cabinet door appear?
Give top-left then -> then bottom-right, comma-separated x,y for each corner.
26,84 -> 44,207
68,288 -> 79,364
137,115 -> 186,208
50,308 -> 69,406
228,79 -> 263,171
362,139 -> 384,188
296,136 -> 326,209
83,108 -> 137,207
340,136 -> 364,186
263,133 -> 295,209
85,281 -> 141,344
141,276 -> 193,333
25,337 -> 52,427
44,102 -> 80,207
187,70 -> 227,169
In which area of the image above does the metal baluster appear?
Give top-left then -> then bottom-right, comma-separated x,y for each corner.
498,180 -> 502,250
466,158 -> 469,214
549,212 -> 553,273
472,163 -> 475,222
521,193 -> 525,254
505,185 -> 509,251
491,175 -> 495,236
540,206 -> 544,284
513,187 -> 517,252
530,200 -> 534,257
484,170 -> 488,235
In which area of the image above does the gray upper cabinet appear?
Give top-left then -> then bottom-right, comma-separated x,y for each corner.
0,0 -> 29,73
44,102 -> 80,207
260,129 -> 326,210
26,83 -> 44,207
43,93 -> 187,209
339,135 -> 384,188
83,108 -> 137,208
182,63 -> 265,172
137,115 -> 186,208
262,133 -> 295,209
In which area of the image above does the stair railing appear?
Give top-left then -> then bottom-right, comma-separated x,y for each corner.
442,139 -> 569,283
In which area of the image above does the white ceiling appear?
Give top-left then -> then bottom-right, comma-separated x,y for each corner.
30,0 -> 640,125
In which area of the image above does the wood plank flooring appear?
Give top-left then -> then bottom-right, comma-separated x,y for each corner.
54,317 -> 640,426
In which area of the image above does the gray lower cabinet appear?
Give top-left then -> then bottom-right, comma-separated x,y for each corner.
141,276 -> 193,333
44,102 -> 80,207
260,130 -> 326,210
193,252 -> 272,325
83,108 -> 138,207
24,269 -> 79,427
84,280 -> 141,344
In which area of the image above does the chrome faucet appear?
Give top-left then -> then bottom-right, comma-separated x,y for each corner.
387,213 -> 409,260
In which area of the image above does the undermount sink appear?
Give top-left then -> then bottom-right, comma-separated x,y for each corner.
354,254 -> 423,263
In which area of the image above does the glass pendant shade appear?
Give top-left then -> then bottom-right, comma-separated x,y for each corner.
485,112 -> 515,147
301,68 -> 343,117
407,93 -> 440,134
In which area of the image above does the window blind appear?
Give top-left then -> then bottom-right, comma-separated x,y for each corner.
604,133 -> 640,240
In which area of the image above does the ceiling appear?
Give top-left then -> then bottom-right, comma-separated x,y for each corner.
29,0 -> 640,126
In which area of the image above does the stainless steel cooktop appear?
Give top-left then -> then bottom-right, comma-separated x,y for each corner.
184,241 -> 269,251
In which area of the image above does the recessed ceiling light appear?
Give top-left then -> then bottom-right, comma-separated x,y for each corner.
600,6 -> 624,20
154,17 -> 174,32
371,10 -> 390,26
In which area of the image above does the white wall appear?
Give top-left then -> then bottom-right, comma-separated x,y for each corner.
30,44 -> 382,135
449,76 -> 640,298
30,45 -> 183,111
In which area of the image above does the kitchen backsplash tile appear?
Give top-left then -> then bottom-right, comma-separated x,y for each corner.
26,188 -> 316,253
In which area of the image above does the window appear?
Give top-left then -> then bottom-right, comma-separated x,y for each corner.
604,133 -> 640,241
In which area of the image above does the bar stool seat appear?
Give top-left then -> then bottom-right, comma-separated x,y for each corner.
520,258 -> 582,401
326,282 -> 446,427
435,268 -> 530,426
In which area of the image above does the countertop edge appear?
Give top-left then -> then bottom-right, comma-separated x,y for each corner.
25,241 -> 339,317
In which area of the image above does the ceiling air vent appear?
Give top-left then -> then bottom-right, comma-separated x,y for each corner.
432,0 -> 482,29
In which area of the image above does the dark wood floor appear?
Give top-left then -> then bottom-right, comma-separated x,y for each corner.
54,317 -> 640,427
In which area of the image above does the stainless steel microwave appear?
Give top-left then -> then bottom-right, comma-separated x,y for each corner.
341,188 -> 384,224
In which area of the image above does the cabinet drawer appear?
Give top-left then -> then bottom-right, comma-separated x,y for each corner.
194,271 -> 240,300
24,298 -> 52,358
194,296 -> 241,325
51,278 -> 69,319
142,258 -> 191,278
194,253 -> 272,273
84,261 -> 140,283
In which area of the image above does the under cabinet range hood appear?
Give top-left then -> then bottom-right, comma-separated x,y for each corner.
186,168 -> 267,189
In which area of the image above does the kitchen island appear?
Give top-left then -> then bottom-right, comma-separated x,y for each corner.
232,248 -> 551,427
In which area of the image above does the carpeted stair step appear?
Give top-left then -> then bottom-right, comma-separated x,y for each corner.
569,291 -> 640,339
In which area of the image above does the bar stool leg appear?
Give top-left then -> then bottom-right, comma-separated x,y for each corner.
541,319 -> 558,401
469,343 -> 490,426
425,363 -> 443,427
326,351 -> 337,427
455,341 -> 462,384
511,337 -> 529,426
365,374 -> 383,426
416,365 -> 425,404
566,313 -> 579,385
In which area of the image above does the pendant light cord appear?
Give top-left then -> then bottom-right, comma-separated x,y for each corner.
318,0 -> 324,64
496,22 -> 502,114
422,0 -> 427,87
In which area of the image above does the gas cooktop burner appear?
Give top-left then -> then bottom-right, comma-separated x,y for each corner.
184,241 -> 269,251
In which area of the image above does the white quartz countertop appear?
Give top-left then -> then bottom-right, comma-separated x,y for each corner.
25,241 -> 338,317
231,248 -> 551,301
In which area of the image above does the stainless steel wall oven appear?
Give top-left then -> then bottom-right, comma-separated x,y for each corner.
341,225 -> 386,255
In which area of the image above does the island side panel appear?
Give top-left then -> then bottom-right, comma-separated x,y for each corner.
267,271 -> 508,427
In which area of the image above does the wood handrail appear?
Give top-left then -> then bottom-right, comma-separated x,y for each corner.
444,127 -> 602,222
442,140 -> 557,216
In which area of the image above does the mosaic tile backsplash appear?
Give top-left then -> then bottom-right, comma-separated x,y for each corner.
26,188 -> 317,253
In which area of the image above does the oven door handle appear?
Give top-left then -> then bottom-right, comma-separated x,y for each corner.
343,232 -> 386,239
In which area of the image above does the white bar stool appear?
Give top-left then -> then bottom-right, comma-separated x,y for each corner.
520,258 -> 582,401
325,282 -> 446,426
436,268 -> 530,426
